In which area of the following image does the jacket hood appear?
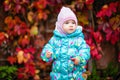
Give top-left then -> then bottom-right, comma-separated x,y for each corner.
55,6 -> 78,35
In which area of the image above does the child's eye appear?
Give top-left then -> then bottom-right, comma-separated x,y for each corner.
72,22 -> 75,24
64,21 -> 75,24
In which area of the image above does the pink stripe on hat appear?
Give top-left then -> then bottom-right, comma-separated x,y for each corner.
55,6 -> 78,35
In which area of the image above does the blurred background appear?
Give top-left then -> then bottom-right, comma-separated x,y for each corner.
0,0 -> 120,80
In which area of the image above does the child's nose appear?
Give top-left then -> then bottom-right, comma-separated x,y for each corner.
69,25 -> 73,28
69,24 -> 74,27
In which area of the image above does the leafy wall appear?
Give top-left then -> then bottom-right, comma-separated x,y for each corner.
0,0 -> 120,80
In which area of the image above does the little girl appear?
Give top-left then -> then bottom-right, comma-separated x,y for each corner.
41,6 -> 90,80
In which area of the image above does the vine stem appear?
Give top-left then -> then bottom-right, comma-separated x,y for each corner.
89,5 -> 105,56
90,7 -> 95,29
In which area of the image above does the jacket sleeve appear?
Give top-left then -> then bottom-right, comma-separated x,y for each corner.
41,36 -> 55,62
76,33 -> 90,66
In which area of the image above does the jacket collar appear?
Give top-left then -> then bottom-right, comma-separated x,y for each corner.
53,26 -> 84,38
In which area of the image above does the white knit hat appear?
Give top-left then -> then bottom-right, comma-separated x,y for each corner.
55,6 -> 78,34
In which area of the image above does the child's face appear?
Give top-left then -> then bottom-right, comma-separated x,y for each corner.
62,20 -> 77,34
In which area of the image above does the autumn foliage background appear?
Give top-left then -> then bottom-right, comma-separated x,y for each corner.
0,0 -> 120,80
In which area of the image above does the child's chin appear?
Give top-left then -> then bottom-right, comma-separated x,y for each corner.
68,31 -> 74,34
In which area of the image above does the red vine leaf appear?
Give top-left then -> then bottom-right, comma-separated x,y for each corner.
7,56 -> 17,64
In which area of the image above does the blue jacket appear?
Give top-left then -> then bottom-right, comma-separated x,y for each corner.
41,27 -> 90,80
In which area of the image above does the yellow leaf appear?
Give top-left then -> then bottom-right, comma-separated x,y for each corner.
17,50 -> 24,64
4,0 -> 9,4
78,14 -> 89,25
23,58 -> 27,63
30,24 -> 38,36
23,53 -> 31,63
27,11 -> 34,23
35,70 -> 40,74
110,15 -> 120,30
102,4 -> 108,9
34,74 -> 40,80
